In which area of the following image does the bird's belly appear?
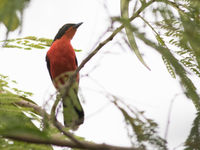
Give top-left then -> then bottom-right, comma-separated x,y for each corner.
50,56 -> 76,88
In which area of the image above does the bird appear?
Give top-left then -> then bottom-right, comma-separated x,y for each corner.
46,23 -> 84,130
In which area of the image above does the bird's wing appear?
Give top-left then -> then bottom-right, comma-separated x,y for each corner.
46,55 -> 53,81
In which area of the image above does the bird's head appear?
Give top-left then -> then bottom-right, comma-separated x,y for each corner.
53,22 -> 83,42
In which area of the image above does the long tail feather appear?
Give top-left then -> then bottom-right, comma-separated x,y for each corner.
62,81 -> 84,130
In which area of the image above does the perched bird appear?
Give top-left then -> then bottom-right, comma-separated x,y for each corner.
46,23 -> 84,129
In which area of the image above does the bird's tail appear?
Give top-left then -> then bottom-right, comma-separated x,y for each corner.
62,81 -> 84,130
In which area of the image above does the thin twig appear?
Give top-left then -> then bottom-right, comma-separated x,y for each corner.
164,94 -> 179,139
50,94 -> 60,119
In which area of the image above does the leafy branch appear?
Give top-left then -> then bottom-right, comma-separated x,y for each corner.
0,74 -> 139,150
13,99 -> 139,150
1,36 -> 52,50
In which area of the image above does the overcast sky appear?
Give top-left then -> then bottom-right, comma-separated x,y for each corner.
0,0 -> 198,149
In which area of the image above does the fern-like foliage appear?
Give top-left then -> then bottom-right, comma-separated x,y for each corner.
185,111 -> 200,149
0,74 -> 53,150
1,36 -> 52,50
1,36 -> 83,52
162,56 -> 176,78
155,0 -> 200,77
113,99 -> 167,150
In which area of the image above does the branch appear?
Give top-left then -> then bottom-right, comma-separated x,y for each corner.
4,134 -> 141,150
15,99 -> 140,150
53,119 -> 84,146
15,99 -> 80,145
15,99 -> 47,116
77,0 -> 155,73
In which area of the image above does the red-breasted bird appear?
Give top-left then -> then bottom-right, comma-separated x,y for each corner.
46,23 -> 84,129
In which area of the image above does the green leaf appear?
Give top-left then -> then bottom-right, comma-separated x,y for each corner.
120,0 -> 150,70
162,56 -> 176,78
185,111 -> 200,149
0,101 -> 51,145
74,49 -> 82,52
2,13 -> 19,31
0,74 -> 33,98
0,91 -> 53,150
0,93 -> 20,104
0,105 -> 38,133
0,74 -> 9,92
0,0 -> 30,36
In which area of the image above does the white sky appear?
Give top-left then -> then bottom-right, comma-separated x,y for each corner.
0,0 -> 198,149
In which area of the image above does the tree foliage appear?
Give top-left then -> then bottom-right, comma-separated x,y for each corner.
0,0 -> 200,149
0,0 -> 30,39
0,74 -> 53,150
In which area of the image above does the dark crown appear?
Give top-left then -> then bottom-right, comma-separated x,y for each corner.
53,24 -> 75,42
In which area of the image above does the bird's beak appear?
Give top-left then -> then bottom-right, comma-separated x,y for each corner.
74,22 -> 83,29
